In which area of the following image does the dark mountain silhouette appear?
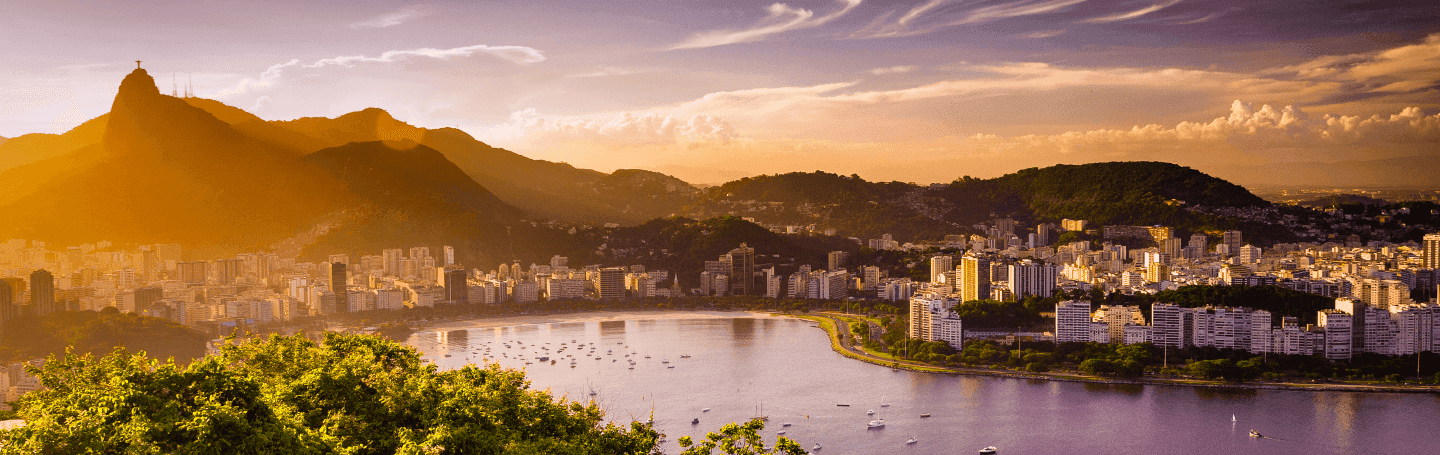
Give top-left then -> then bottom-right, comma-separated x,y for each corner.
0,69 -> 526,263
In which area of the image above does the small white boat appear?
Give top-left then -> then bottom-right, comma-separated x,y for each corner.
1249,430 -> 1262,438
867,410 -> 875,415
906,437 -> 917,444
978,446 -> 998,455
777,430 -> 786,435
702,408 -> 710,412
1232,414 -> 1237,422
867,419 -> 885,428
813,443 -> 821,451
782,422 -> 791,427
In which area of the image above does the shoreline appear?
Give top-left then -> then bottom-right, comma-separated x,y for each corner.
793,313 -> 1440,395
391,309 -> 1438,395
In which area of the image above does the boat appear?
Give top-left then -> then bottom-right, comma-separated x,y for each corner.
920,413 -> 931,418
702,408 -> 710,412
836,404 -> 850,407
537,356 -> 549,361
867,410 -> 875,415
906,437 -> 917,444
866,419 -> 885,428
680,354 -> 692,358
813,443 -> 821,451
978,447 -> 998,455
1249,430 -> 1262,438
1232,414 -> 1237,422
692,418 -> 699,425
782,423 -> 791,427
777,430 -> 786,435
668,365 -> 675,369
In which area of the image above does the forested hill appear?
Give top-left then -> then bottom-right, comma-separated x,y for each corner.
933,161 -> 1269,227
678,163 -> 1270,244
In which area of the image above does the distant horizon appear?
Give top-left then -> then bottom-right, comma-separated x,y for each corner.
4,0 -> 1438,187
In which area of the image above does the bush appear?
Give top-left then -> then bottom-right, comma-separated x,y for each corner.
1025,362 -> 1050,373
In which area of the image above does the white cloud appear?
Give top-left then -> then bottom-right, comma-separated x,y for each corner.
308,44 -> 545,68
214,59 -> 297,98
1020,29 -> 1066,39
490,109 -> 740,147
669,0 -> 863,50
251,95 -> 273,111
854,0 -> 1088,38
349,7 -> 428,29
1079,0 -> 1182,24
869,65 -> 918,75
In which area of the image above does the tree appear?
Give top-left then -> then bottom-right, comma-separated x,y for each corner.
678,419 -> 806,455
2,333 -> 660,454
1079,358 -> 1116,376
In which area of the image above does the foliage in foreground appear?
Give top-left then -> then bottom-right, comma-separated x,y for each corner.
678,419 -> 806,455
0,332 -> 658,454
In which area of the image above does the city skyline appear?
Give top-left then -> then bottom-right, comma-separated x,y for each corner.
3,0 -> 1439,185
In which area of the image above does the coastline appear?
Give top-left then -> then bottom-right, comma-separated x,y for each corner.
414,309 -> 784,332
396,309 -> 1438,395
789,313 -> 1440,395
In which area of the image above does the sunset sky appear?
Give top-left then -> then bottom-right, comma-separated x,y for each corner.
3,0 -> 1438,184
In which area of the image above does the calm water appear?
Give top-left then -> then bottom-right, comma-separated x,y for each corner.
407,316 -> 1440,454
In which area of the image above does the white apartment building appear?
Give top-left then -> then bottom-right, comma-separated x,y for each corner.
1055,300 -> 1092,343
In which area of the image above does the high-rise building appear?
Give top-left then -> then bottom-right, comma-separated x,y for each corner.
1060,219 -> 1088,232
0,280 -> 11,333
929,256 -> 952,284
959,255 -> 990,302
550,255 -> 568,270
443,267 -> 468,304
1188,234 -> 1208,253
29,269 -> 55,316
176,261 -> 207,285
328,262 -> 348,313
1239,245 -> 1261,264
728,244 -> 755,296
1055,300 -> 1092,343
214,259 -> 242,285
1424,233 -> 1440,269
909,295 -> 963,348
327,254 -> 350,267
1317,310 -> 1353,361
1151,303 -> 1191,348
828,251 -> 849,272
597,267 -> 626,300
382,249 -> 403,277
409,247 -> 431,260
443,246 -> 455,266
1007,260 -> 1057,299
1223,231 -> 1243,254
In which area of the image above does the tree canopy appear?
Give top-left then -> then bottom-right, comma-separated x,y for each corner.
1,332 -> 658,454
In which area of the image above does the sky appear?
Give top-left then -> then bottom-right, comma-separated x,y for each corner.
2,0 -> 1439,184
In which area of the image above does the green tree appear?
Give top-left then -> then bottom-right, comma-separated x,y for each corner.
678,419 -> 806,455
2,333 -> 661,454
1079,358 -> 1116,376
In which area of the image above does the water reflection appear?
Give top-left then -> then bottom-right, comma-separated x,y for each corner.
731,318 -> 756,342
599,320 -> 627,336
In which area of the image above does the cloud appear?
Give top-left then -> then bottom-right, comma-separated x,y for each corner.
1078,0 -> 1182,24
1020,29 -> 1066,39
669,0 -> 862,50
869,65 -> 919,75
1264,33 -> 1440,97
215,59 -> 298,98
491,109 -> 741,147
349,7 -> 428,29
565,67 -> 643,78
308,44 -> 545,68
854,0 -> 1088,38
251,96 -> 273,111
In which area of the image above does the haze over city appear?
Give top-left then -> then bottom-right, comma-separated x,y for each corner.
4,0 -> 1439,185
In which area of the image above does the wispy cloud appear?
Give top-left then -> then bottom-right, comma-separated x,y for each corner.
215,59 -> 298,98
1020,29 -> 1066,39
215,44 -> 544,99
669,0 -> 862,50
565,67 -> 644,78
349,7 -> 428,29
853,0 -> 1088,38
1172,9 -> 1231,25
307,44 -> 546,68
870,65 -> 919,75
1079,0 -> 1182,24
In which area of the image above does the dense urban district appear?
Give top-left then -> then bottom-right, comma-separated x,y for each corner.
2,69 -> 1440,452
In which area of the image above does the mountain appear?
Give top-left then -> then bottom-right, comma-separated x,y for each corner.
686,171 -> 963,242
602,216 -> 863,289
934,161 -> 1270,227
0,114 -> 108,174
0,69 -> 527,264
684,162 -> 1271,244
255,109 -> 697,224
